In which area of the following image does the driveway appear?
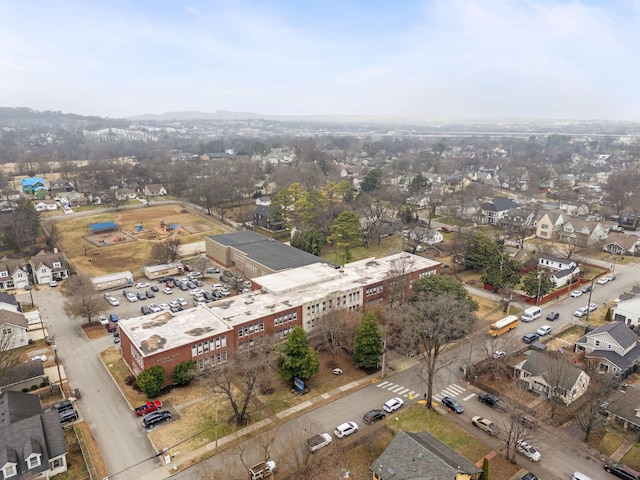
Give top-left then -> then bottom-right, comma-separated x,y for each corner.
20,287 -> 161,480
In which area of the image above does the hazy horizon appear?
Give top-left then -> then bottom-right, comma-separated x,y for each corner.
1,1 -> 639,121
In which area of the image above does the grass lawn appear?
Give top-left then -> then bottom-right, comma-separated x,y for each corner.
622,443 -> 640,470
600,432 -> 625,456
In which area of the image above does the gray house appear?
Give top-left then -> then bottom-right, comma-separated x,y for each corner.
370,430 -> 482,480
0,391 -> 68,478
575,321 -> 640,378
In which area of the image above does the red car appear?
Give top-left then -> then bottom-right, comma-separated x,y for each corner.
134,400 -> 163,417
440,226 -> 452,233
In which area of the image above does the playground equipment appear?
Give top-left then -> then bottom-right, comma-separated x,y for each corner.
136,225 -> 143,232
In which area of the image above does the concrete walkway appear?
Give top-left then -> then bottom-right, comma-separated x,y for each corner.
609,438 -> 636,462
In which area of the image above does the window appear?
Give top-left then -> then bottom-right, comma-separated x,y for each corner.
197,343 -> 203,355
50,458 -> 64,469
204,341 -> 209,353
191,345 -> 197,357
27,455 -> 41,469
0,271 -> 7,278
53,262 -> 62,268
594,340 -> 600,347
2,327 -> 11,335
3,464 -> 16,477
221,336 -> 226,347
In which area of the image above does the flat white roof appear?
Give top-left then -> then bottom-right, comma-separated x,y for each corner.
119,306 -> 233,357
92,271 -> 133,283
144,262 -> 182,273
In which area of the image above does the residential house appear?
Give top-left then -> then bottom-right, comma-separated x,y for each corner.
29,251 -> 69,285
370,430 -> 483,480
603,233 -> 640,256
56,191 -> 87,207
560,202 -> 590,217
535,209 -> 565,239
498,207 -> 535,233
143,184 -> 167,197
49,180 -> 73,195
255,196 -> 271,206
404,227 -> 443,245
612,298 -> 640,329
0,391 -> 68,478
88,191 -> 112,205
0,309 -> 29,350
480,197 -> 521,225
0,293 -> 21,312
20,178 -> 45,195
514,350 -> 590,405
253,205 -> 285,231
0,360 -> 46,393
558,218 -> 608,246
33,200 -> 58,212
600,384 -> 640,430
114,188 -> 137,202
575,321 -> 640,378
0,259 -> 30,291
537,254 -> 580,287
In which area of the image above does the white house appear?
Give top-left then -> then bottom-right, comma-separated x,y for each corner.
0,309 -> 29,350
535,209 -> 565,240
0,258 -> 30,291
612,298 -> 640,329
29,250 -> 69,285
143,184 -> 167,197
34,200 -> 58,212
538,255 -> 577,272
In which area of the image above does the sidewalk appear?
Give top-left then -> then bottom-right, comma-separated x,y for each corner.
140,352 -> 421,480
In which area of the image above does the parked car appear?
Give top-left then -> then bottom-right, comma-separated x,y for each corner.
604,461 -> 640,480
471,416 -> 498,435
546,311 -> 560,321
146,290 -> 155,298
108,296 -> 120,307
141,305 -> 151,315
520,414 -> 538,429
49,280 -> 58,287
536,325 -> 552,336
179,283 -> 189,291
440,226 -> 452,233
205,267 -> 220,274
142,411 -> 171,429
135,282 -> 149,289
492,350 -> 506,359
516,440 -> 541,462
190,288 -> 204,296
177,297 -> 188,307
137,291 -> 147,301
334,421 -> 359,438
134,400 -> 162,417
588,303 -> 598,312
158,303 -> 169,310
126,292 -> 138,302
363,409 -> 386,425
59,408 -> 78,424
383,397 -> 404,413
163,287 -> 173,294
123,289 -> 132,297
573,307 -> 588,318
517,472 -> 538,480
202,292 -> 215,301
188,271 -> 203,278
580,285 -> 592,293
597,277 -> 609,285
605,274 -> 617,282
109,313 -> 120,322
441,396 -> 464,414
183,264 -> 194,272
477,393 -> 499,408
150,285 -> 159,292
170,305 -> 183,313
571,290 -> 583,298
149,303 -> 161,313
30,354 -> 48,362
333,368 -> 343,375
522,333 -> 539,344
168,300 -> 180,309
98,315 -> 109,326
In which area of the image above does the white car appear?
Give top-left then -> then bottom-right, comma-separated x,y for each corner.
536,325 -> 551,336
135,282 -> 149,289
177,297 -> 188,307
49,280 -> 58,287
158,303 -> 170,311
571,290 -> 583,298
597,277 -> 609,285
190,288 -> 204,296
31,355 -> 48,362
126,293 -> 138,302
588,303 -> 598,312
334,421 -> 358,438
492,350 -> 506,359
163,287 -> 173,295
219,289 -> 231,296
573,307 -> 588,318
108,297 -> 120,307
516,440 -> 541,462
98,315 -> 109,326
383,397 -> 404,413
149,303 -> 162,313
168,300 -> 180,309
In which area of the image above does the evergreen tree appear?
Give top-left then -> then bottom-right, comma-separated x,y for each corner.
413,274 -> 478,311
464,232 -> 501,271
327,211 -> 362,263
354,311 -> 383,369
278,327 -> 319,380
136,366 -> 166,397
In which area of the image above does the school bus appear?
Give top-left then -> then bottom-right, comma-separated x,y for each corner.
488,315 -> 519,337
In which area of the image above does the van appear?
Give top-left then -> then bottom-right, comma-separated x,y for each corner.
605,462 -> 640,480
521,307 -> 542,322
571,472 -> 592,480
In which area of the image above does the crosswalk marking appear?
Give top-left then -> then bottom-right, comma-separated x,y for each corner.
434,383 -> 467,402
463,393 -> 476,401
377,381 -> 391,388
376,381 -> 472,403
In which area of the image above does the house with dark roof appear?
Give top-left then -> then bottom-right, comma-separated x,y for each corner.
29,251 -> 69,285
558,218 -> 608,246
370,430 -> 482,480
0,360 -> 46,392
480,197 -> 521,225
535,209 -> 565,240
0,259 -> 30,292
0,391 -> 68,478
514,350 -> 590,405
0,309 -> 29,351
253,205 -> 285,231
600,383 -> 640,431
575,321 -> 640,378
603,232 -> 640,256
0,293 -> 21,312
142,184 -> 166,196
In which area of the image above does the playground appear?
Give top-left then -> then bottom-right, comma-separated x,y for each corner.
57,204 -> 232,277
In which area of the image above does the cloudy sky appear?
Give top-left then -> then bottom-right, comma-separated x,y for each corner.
1,0 -> 639,120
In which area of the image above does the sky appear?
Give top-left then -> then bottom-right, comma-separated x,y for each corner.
1,0 -> 639,121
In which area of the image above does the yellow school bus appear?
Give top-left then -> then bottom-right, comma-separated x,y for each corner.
488,315 -> 518,337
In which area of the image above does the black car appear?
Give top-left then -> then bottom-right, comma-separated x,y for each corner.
169,306 -> 183,313
142,411 -> 172,429
202,292 -> 215,301
179,283 -> 189,291
441,396 -> 464,414
146,290 -> 155,298
546,311 -> 560,321
580,285 -> 592,293
522,333 -> 539,344
150,285 -> 159,292
137,291 -> 147,300
59,409 -> 78,424
363,409 -> 386,425
187,281 -> 197,289
517,473 -> 538,480
141,305 -> 151,315
478,393 -> 499,408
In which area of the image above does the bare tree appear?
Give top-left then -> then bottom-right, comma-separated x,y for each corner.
498,382 -> 541,462
62,274 -> 105,324
575,369 -> 616,441
308,310 -> 357,365
41,218 -> 60,252
202,336 -> 277,425
147,238 -> 181,264
0,330 -> 21,387
399,292 -> 477,408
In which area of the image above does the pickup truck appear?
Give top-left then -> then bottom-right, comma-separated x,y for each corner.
249,460 -> 277,479
471,416 -> 499,435
134,400 -> 162,417
307,433 -> 332,453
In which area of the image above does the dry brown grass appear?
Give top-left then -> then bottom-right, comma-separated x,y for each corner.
56,205 -> 227,278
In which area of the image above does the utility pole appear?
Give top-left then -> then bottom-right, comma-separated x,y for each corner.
585,277 -> 596,323
380,339 -> 387,379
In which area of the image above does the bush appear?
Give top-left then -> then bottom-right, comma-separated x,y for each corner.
125,375 -> 137,386
172,361 -> 196,386
136,366 -> 166,398
30,385 -> 38,390
21,388 -> 29,393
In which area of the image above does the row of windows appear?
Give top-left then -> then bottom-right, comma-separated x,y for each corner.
419,270 -> 436,279
191,336 -> 228,357
274,311 -> 297,326
238,322 -> 264,338
366,285 -> 384,296
197,352 -> 228,369
275,326 -> 294,339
